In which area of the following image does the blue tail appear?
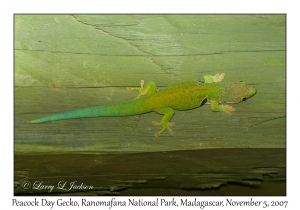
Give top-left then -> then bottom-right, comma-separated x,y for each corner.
26,99 -> 152,123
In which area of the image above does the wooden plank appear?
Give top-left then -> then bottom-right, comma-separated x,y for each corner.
14,15 -> 286,153
14,148 -> 286,196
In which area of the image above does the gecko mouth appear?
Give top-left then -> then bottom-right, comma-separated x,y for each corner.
247,86 -> 257,98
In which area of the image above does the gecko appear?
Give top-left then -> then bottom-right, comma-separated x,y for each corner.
26,73 -> 256,137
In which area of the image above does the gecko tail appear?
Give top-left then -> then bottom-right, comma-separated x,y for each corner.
25,99 -> 151,124
25,118 -> 55,124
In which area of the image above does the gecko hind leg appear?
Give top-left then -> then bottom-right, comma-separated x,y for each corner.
204,73 -> 225,83
127,80 -> 157,99
152,107 -> 175,137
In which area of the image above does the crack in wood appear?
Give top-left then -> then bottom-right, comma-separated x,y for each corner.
247,116 -> 285,130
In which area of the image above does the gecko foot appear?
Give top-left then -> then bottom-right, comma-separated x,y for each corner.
212,73 -> 225,82
126,80 -> 144,91
223,105 -> 235,114
126,80 -> 145,99
152,121 -> 175,137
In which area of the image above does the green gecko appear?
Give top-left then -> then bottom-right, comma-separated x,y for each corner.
27,73 -> 256,137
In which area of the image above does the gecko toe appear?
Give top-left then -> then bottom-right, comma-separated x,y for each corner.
152,121 -> 160,125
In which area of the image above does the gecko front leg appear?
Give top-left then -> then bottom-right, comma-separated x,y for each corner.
210,100 -> 235,114
204,73 -> 225,83
204,73 -> 235,112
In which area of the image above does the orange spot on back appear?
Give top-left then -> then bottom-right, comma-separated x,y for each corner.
188,88 -> 209,94
191,83 -> 203,86
197,95 -> 205,99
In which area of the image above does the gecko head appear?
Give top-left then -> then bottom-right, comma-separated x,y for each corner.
229,82 -> 257,103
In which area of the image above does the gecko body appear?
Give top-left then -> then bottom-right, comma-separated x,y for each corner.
27,73 -> 256,137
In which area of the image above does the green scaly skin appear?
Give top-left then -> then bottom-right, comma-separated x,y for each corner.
27,73 -> 257,137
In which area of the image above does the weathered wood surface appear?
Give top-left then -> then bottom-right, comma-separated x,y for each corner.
14,148 -> 286,196
14,15 -> 286,153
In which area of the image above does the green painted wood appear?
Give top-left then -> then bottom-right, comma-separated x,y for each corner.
14,15 -> 286,153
